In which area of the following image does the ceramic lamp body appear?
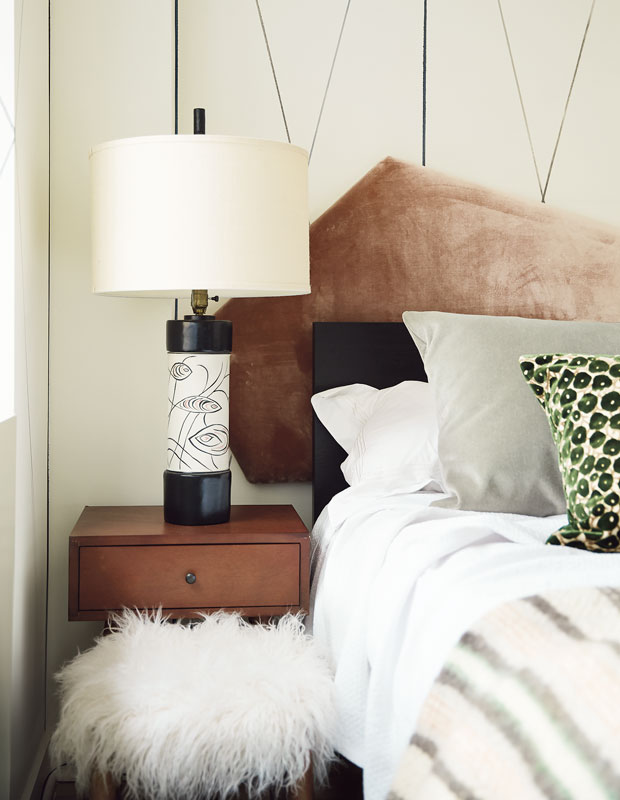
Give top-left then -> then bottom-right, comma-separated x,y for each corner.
164,317 -> 232,525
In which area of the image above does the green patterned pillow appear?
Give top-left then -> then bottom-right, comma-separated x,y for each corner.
520,354 -> 620,552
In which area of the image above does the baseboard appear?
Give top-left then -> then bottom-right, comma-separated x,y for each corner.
25,733 -> 52,800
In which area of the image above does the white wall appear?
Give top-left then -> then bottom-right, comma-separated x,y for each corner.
425,0 -> 620,223
0,0 -> 16,791
5,0 -> 51,795
179,0 -> 620,224
0,2 -> 16,787
0,0 -> 15,426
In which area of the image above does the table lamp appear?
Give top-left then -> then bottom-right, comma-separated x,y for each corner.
89,111 -> 310,526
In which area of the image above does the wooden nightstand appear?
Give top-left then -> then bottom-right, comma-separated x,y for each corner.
68,505 -> 310,621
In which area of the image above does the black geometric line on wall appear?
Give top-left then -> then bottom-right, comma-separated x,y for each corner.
496,0 -> 542,196
309,0 -> 352,161
0,139 -> 14,181
45,0 -> 52,733
0,94 -> 15,181
498,0 -> 596,203
255,0 -> 291,144
0,94 -> 14,129
542,0 -> 596,202
255,0 -> 353,163
422,0 -> 428,166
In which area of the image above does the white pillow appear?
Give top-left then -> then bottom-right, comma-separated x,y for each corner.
311,381 -> 443,489
310,383 -> 379,454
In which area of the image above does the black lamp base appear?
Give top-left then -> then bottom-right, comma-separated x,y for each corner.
163,470 -> 231,526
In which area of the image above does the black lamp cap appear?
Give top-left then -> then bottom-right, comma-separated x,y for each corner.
167,317 -> 232,353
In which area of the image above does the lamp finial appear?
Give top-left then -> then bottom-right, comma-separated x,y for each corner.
193,108 -> 206,135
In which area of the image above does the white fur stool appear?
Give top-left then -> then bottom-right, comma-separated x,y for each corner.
51,611 -> 335,800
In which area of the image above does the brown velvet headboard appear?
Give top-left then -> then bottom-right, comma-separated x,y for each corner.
217,157 -> 620,484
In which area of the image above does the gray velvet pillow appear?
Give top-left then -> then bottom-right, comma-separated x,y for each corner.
402,311 -> 620,515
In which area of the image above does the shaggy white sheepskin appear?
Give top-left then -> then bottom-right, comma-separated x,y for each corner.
51,611 -> 336,799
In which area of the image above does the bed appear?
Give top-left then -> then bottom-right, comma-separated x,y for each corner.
217,157 -> 620,800
309,319 -> 620,800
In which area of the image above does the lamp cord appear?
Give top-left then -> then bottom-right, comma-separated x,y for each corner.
255,0 -> 352,163
174,0 -> 179,320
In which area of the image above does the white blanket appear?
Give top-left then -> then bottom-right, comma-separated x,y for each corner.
309,480 -> 620,800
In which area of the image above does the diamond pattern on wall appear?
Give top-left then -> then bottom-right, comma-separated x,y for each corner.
498,0 -> 596,200
256,0 -> 350,154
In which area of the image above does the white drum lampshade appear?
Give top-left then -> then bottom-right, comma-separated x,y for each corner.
90,130 -> 310,526
91,134 -> 310,298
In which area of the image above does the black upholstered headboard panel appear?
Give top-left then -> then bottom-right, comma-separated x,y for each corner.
312,322 -> 427,522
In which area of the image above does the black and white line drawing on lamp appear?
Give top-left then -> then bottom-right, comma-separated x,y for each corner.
167,354 -> 230,474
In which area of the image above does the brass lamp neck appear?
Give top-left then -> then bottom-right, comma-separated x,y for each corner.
191,289 -> 211,315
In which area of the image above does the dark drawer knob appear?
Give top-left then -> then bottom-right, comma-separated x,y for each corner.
185,572 -> 197,585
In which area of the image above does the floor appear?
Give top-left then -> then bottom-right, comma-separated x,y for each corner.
48,757 -> 363,799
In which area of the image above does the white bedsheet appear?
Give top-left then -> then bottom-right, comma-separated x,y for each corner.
309,479 -> 620,800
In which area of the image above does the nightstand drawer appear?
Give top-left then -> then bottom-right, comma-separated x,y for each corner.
78,543 -> 301,611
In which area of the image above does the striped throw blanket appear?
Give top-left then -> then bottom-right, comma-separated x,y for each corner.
388,587 -> 620,800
